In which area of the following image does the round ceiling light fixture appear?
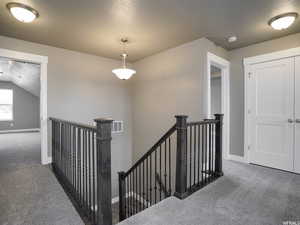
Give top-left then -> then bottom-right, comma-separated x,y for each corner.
268,12 -> 298,30
112,38 -> 136,80
7,2 -> 39,23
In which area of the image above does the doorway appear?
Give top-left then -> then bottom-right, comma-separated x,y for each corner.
0,48 -> 49,165
0,57 -> 41,168
206,52 -> 230,160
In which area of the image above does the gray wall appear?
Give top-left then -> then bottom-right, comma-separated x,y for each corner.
0,81 -> 40,131
211,77 -> 221,115
0,35 -> 132,198
229,32 -> 300,156
131,38 -> 228,162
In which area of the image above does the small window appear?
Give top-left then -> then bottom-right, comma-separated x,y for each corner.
0,89 -> 13,121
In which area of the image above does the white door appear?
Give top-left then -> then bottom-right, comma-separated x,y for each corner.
295,56 -> 300,173
249,58 -> 294,172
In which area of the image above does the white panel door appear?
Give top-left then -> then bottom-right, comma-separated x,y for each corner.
295,56 -> 300,174
249,58 -> 294,172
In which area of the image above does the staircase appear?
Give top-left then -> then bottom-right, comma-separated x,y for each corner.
118,114 -> 224,221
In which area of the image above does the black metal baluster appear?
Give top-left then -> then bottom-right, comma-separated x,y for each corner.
150,153 -> 152,206
205,124 -> 208,184
197,125 -> 200,185
84,130 -> 88,211
159,145 -> 162,201
211,124 -> 214,180
70,126 -> 73,191
213,124 -> 216,177
92,132 -> 96,223
202,125 -> 206,184
194,125 -> 196,186
189,126 -> 192,189
73,127 -> 77,200
136,167 -> 138,214
52,121 -> 55,167
146,157 -> 149,208
88,130 -> 91,216
131,171 -> 134,216
154,148 -> 157,204
68,124 -> 70,182
64,124 -> 67,181
78,128 -> 82,206
209,124 -> 212,182
142,160 -> 145,210
133,168 -> 136,215
61,123 -> 64,176
164,140 -> 167,198
139,164 -> 142,212
168,137 -> 171,195
82,129 -> 85,209
127,175 -> 129,217
74,127 -> 77,198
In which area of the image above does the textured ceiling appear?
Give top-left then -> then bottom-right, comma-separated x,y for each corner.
0,58 -> 40,97
0,0 -> 300,61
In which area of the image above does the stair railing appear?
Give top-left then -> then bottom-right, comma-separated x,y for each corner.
50,117 -> 113,225
118,124 -> 176,221
118,114 -> 223,221
175,114 -> 224,198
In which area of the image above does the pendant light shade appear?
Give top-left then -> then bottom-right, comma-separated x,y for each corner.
112,39 -> 136,80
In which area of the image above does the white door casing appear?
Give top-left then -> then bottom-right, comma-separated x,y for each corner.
249,58 -> 294,171
295,56 -> 300,173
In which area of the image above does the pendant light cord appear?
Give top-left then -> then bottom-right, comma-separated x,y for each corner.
121,38 -> 128,69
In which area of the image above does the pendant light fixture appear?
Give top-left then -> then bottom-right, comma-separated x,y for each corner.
112,38 -> 136,80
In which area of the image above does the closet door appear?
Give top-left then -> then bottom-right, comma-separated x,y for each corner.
249,58 -> 294,172
295,56 -> 300,173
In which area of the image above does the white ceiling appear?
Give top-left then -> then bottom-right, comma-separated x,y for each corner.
0,58 -> 40,97
0,0 -> 300,61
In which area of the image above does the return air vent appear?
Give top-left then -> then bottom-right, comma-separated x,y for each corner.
112,120 -> 123,133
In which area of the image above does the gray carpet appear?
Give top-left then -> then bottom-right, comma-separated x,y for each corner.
0,132 -> 84,225
118,160 -> 300,225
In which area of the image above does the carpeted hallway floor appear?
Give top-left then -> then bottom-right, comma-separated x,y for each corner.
0,132 -> 84,225
118,160 -> 300,225
1,132 -> 300,225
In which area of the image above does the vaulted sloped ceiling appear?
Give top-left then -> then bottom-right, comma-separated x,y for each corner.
0,0 -> 300,61
0,58 -> 40,97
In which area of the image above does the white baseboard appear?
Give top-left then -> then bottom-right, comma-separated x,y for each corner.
227,154 -> 246,163
0,128 -> 40,134
42,157 -> 52,165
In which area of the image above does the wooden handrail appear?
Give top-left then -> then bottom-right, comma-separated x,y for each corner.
124,124 -> 176,177
49,117 -> 96,131
187,120 -> 218,126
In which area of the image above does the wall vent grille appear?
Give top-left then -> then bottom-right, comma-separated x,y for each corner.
112,120 -> 123,133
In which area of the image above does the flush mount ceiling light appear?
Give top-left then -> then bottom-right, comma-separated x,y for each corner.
112,38 -> 136,80
268,12 -> 298,30
7,2 -> 39,23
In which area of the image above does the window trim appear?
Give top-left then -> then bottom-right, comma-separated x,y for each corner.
0,89 -> 14,122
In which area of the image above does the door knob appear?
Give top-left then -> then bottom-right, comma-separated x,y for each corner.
288,119 -> 294,123
296,119 -> 300,123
